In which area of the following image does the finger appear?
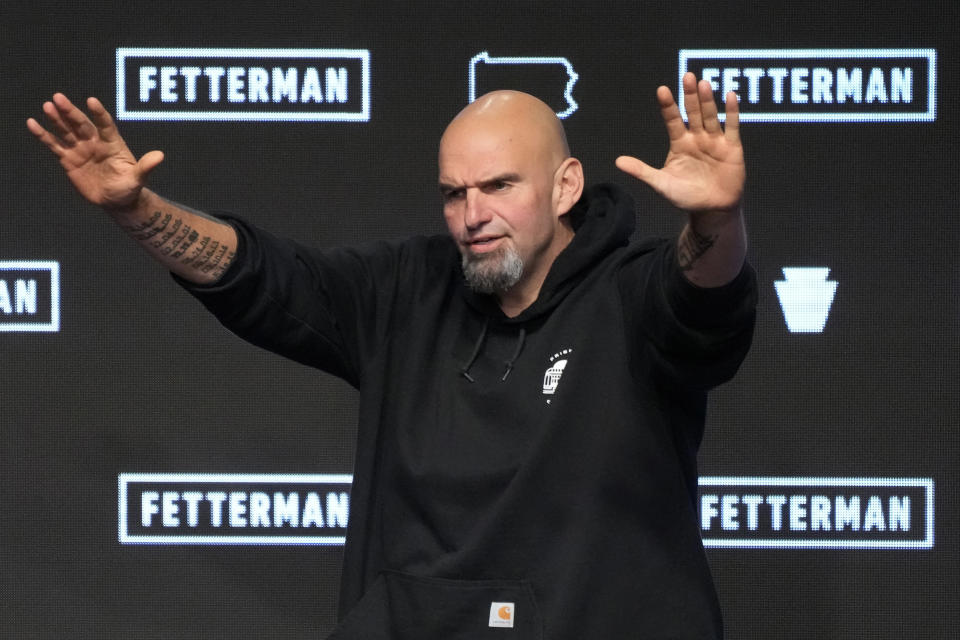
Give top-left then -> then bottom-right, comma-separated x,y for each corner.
724,91 -> 741,144
698,79 -> 722,134
682,72 -> 703,130
41,100 -> 76,142
656,85 -> 688,142
86,97 -> 121,143
26,117 -> 67,157
52,93 -> 96,138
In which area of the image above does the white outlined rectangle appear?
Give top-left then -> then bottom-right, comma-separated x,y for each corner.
0,261 -> 60,332
679,48 -> 937,122
116,47 -> 370,121
118,472 -> 353,545
699,476 -> 934,549
119,474 -> 933,548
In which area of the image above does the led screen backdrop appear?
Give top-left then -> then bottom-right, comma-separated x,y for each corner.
1,1 -> 957,638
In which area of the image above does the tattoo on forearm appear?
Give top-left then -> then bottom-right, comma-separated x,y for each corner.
152,218 -> 182,250
161,223 -> 193,257
120,210 -> 162,238
677,227 -> 717,271
189,240 -> 220,273
211,250 -> 236,280
182,236 -> 210,265
170,229 -> 199,260
200,242 -> 226,274
139,212 -> 171,241
122,210 -> 233,277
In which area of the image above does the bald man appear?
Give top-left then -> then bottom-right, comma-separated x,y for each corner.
29,74 -> 756,639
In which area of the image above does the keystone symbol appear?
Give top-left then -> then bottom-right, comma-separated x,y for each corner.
774,267 -> 838,333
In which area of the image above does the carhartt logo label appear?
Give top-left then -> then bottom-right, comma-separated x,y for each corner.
489,602 -> 514,628
542,348 -> 573,402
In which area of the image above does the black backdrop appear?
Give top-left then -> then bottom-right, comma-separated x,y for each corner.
1,1 -> 957,637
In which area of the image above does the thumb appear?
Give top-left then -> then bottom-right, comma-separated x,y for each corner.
615,155 -> 657,185
616,155 -> 670,198
138,150 -> 165,178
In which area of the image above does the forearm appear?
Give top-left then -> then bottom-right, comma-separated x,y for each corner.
676,206 -> 746,288
106,188 -> 239,284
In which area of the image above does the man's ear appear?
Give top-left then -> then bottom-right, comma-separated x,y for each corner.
553,157 -> 585,217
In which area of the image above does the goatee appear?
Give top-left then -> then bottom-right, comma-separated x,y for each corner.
461,245 -> 524,294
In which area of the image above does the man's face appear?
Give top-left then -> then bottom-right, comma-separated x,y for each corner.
438,118 -> 563,296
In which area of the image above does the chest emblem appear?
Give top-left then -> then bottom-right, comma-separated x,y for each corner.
542,348 -> 574,402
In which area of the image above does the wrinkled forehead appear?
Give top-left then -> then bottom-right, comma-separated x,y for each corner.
438,109 -> 565,182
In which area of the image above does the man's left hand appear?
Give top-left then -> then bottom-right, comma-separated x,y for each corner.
616,72 -> 744,214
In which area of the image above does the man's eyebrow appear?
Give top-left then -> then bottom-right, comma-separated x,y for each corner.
479,173 -> 521,187
438,173 -> 522,192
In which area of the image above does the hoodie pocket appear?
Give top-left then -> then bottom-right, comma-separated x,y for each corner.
327,571 -> 543,639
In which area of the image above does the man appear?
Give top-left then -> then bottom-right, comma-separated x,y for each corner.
28,72 -> 756,638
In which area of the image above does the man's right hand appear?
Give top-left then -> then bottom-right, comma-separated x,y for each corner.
26,94 -> 164,211
27,93 -> 238,285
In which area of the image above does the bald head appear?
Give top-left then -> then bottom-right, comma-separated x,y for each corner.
440,91 -> 570,169
437,90 -> 585,314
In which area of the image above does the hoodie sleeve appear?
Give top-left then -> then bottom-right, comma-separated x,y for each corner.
173,214 -> 400,388
620,239 -> 757,388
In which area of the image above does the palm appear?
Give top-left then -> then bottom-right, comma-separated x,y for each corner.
63,135 -> 142,206
27,94 -> 163,209
656,130 -> 744,212
617,73 -> 744,214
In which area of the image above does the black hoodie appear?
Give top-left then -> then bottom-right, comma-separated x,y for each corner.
180,183 -> 757,639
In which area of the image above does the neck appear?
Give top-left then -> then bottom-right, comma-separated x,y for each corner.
498,287 -> 539,318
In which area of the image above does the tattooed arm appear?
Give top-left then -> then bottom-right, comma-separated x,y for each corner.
675,204 -> 746,287
616,72 -> 747,287
27,94 -> 236,284
109,189 -> 237,283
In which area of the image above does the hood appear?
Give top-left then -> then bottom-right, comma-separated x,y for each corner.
456,183 -> 635,382
461,182 -> 636,324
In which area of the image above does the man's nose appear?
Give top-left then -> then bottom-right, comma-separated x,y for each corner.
463,188 -> 491,229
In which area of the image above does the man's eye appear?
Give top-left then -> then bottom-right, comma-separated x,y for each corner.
443,190 -> 464,201
492,181 -> 509,191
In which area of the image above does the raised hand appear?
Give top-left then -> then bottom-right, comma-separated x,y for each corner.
26,94 -> 164,210
616,72 -> 744,214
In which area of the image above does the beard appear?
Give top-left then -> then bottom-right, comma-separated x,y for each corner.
461,244 -> 524,294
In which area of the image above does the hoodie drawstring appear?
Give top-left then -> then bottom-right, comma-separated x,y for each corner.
459,318 -> 488,382
459,320 -> 527,383
501,327 -> 526,381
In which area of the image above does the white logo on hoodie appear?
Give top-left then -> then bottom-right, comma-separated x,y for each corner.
542,348 -> 573,401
